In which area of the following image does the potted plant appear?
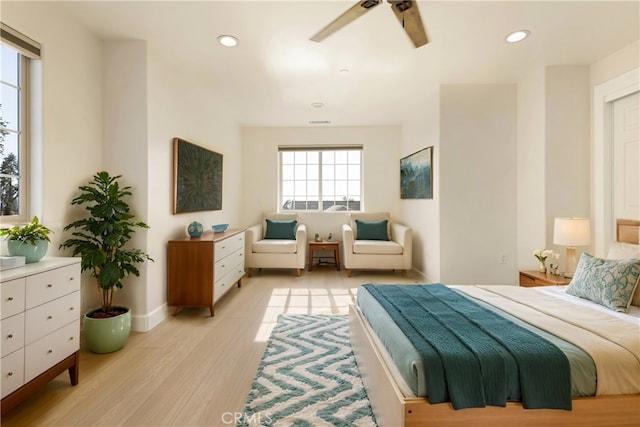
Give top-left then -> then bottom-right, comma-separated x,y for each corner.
0,216 -> 52,263
60,171 -> 153,353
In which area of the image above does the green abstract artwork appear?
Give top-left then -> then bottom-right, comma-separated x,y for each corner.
173,138 -> 223,214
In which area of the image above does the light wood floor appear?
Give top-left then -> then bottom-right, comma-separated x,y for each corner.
2,268 -> 419,427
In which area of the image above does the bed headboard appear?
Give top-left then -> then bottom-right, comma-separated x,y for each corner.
617,219 -> 640,244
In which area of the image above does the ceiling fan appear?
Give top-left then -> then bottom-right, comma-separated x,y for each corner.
310,0 -> 429,48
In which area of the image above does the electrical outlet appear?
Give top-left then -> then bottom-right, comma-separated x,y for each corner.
499,254 -> 507,264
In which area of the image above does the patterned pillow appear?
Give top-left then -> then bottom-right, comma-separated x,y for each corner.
566,253 -> 640,313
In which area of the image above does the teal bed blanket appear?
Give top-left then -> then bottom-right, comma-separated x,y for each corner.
362,284 -> 572,410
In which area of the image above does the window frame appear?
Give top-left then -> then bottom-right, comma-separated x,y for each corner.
1,23 -> 38,224
278,145 -> 363,213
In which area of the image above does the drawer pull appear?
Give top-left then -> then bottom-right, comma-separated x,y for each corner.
47,315 -> 53,320
47,349 -> 53,354
70,307 -> 74,310
7,296 -> 13,301
7,372 -> 13,377
69,337 -> 74,341
7,334 -> 13,339
47,284 -> 53,288
69,277 -> 74,281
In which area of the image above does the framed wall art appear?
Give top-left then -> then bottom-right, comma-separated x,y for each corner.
400,146 -> 433,199
173,138 -> 223,214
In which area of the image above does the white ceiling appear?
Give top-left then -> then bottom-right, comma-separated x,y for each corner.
59,0 -> 640,127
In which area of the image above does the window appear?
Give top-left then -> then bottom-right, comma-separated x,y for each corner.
279,146 -> 362,212
1,24 -> 40,222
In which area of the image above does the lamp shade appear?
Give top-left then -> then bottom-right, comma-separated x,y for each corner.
553,217 -> 591,247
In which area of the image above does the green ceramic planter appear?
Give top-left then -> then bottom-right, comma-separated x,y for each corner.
7,239 -> 48,263
83,307 -> 131,353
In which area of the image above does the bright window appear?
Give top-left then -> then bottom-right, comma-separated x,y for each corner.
279,147 -> 362,212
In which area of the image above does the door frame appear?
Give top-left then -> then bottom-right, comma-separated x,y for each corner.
593,67 -> 640,256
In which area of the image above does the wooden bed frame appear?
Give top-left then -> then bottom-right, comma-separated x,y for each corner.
349,219 -> 640,427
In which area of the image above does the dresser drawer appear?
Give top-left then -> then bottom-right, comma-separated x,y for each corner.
1,312 -> 25,357
214,247 -> 244,282
1,278 -> 26,320
215,233 -> 244,262
25,264 -> 80,309
214,260 -> 244,303
25,320 -> 79,383
1,348 -> 24,398
25,291 -> 80,345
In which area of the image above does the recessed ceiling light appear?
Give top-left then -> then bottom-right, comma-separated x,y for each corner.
217,35 -> 239,48
505,30 -> 530,43
309,120 -> 331,125
340,68 -> 349,74
311,102 -> 325,108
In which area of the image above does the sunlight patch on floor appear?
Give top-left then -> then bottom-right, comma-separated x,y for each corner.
254,286 -> 360,341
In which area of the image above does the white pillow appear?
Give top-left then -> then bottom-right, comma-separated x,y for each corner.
607,242 -> 640,260
608,242 -> 640,306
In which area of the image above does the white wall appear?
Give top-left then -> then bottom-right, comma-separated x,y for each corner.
545,66 -> 591,268
101,40 -> 150,322
440,84 -> 518,285
240,126 -> 404,263
398,93 -> 440,281
516,67 -> 546,270
3,2 -> 104,312
591,40 -> 639,88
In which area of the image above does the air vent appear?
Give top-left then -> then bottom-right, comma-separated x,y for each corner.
309,120 -> 331,125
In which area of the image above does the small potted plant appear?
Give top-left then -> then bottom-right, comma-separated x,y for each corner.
0,216 -> 52,263
60,171 -> 153,353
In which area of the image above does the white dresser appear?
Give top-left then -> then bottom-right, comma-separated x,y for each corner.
1,257 -> 81,414
167,229 -> 245,316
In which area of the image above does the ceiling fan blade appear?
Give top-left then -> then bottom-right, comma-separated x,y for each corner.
311,0 -> 382,42
389,1 -> 429,48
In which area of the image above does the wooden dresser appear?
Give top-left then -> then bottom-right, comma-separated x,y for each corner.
167,229 -> 245,316
1,257 -> 81,414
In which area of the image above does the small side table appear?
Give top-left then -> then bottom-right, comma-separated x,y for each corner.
308,240 -> 340,271
519,270 -> 571,287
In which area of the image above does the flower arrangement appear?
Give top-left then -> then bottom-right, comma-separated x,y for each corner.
533,248 -> 559,273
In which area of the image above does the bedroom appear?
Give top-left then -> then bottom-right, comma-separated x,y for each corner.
0,0 -> 639,425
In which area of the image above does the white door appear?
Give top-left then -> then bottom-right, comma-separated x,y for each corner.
613,91 -> 640,222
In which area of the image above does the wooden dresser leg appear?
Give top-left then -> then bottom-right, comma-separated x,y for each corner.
247,268 -> 252,277
347,269 -> 353,277
209,306 -> 215,317
402,270 -> 408,278
296,268 -> 301,277
68,351 -> 80,385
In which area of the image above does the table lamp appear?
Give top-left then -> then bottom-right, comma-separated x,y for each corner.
553,217 -> 591,278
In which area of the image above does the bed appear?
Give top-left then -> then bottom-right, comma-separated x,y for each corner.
349,219 -> 640,427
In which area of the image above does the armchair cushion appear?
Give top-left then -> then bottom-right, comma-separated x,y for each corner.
264,219 -> 297,239
253,239 -> 298,254
353,240 -> 403,255
355,219 -> 389,241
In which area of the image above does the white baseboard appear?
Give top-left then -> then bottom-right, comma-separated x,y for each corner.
131,303 -> 170,332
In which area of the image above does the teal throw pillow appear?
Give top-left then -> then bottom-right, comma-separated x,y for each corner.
565,253 -> 640,313
264,219 -> 297,240
355,219 -> 389,241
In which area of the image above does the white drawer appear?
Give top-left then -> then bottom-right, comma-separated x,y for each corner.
25,320 -> 79,383
215,233 -> 244,262
1,312 -> 25,357
25,264 -> 80,309
1,278 -> 26,320
25,291 -> 80,345
1,348 -> 24,398
214,260 -> 244,303
214,247 -> 244,282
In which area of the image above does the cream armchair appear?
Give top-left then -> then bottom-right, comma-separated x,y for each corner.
245,213 -> 307,277
342,212 -> 412,277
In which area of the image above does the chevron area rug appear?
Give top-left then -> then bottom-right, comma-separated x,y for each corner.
240,314 -> 377,426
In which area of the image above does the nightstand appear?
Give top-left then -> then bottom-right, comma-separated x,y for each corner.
519,270 -> 571,287
308,240 -> 340,271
